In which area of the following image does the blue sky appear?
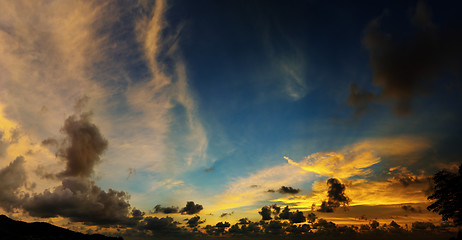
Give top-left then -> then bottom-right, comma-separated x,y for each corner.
0,0 -> 462,238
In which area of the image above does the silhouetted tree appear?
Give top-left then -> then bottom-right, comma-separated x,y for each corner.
427,164 -> 462,226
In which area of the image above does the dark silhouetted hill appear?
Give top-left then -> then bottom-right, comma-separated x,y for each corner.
0,215 -> 123,240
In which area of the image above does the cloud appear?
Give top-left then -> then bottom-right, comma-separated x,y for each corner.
154,205 -> 179,214
185,215 -> 205,228
275,169 -> 432,211
278,206 -> 306,223
402,205 -> 421,213
180,201 -> 203,215
318,178 -> 350,212
259,206 -> 272,221
129,0 -> 209,173
350,2 -> 462,116
278,186 -> 301,195
50,112 -> 108,178
138,216 -> 180,233
220,212 -> 234,218
0,156 -> 27,211
287,136 -> 430,179
211,136 -> 429,212
23,177 -> 136,226
347,83 -> 376,117
285,150 -> 380,179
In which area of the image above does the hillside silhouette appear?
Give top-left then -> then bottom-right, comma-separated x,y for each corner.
0,215 -> 122,240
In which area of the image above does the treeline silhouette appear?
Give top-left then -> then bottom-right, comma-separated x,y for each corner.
0,215 -> 122,240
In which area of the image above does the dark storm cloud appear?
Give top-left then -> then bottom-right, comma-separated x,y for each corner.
55,112 -> 108,178
23,178 -> 136,226
278,186 -> 301,194
185,215 -> 205,228
154,204 -> 179,214
318,178 -> 350,212
180,201 -> 203,215
138,216 -> 180,233
0,156 -> 27,211
350,2 -> 462,116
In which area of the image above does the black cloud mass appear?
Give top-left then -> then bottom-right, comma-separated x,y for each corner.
350,2 -> 462,116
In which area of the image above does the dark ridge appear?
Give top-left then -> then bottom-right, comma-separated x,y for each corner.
0,215 -> 123,240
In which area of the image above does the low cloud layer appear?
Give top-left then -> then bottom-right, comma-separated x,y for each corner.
23,178 -> 135,226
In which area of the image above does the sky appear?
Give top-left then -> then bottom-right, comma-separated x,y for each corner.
0,0 -> 461,238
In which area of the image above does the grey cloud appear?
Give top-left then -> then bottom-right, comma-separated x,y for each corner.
138,216 -> 180,233
185,216 -> 205,228
23,178 -> 136,226
54,112 -> 108,178
41,138 -> 59,147
350,2 -> 462,116
0,156 -> 27,211
278,206 -> 306,223
278,186 -> 301,194
180,201 -> 203,215
220,212 -> 234,218
154,204 -> 179,214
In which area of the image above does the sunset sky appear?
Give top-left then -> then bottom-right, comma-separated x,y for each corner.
0,0 -> 461,238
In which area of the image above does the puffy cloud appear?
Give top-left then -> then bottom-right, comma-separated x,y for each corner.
278,186 -> 301,195
278,206 -> 305,223
185,215 -> 205,228
154,205 -> 179,214
327,178 -> 349,207
259,206 -> 272,221
23,178 -> 136,226
0,156 -> 27,211
138,216 -> 180,233
350,2 -> 462,116
52,112 -> 108,178
180,201 -> 203,215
